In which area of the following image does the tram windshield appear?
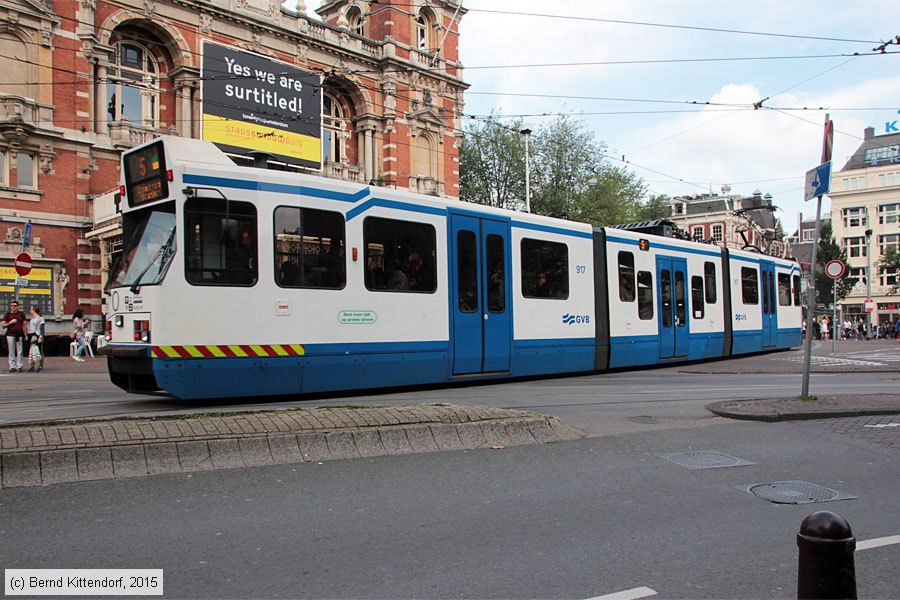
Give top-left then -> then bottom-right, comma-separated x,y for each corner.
107,205 -> 176,292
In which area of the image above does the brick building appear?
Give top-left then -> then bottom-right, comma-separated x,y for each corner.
0,0 -> 467,336
667,188 -> 787,257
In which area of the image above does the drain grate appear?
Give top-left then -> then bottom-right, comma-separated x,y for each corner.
735,481 -> 858,504
655,450 -> 756,470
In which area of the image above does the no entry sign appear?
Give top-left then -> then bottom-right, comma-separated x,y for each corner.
824,259 -> 846,279
13,252 -> 32,277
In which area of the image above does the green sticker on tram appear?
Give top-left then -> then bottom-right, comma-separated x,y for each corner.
339,310 -> 377,324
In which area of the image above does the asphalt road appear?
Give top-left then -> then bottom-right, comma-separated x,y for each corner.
1,361 -> 898,438
2,418 -> 897,599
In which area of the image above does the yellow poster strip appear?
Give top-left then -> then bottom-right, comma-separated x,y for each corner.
202,115 -> 321,163
0,267 -> 51,281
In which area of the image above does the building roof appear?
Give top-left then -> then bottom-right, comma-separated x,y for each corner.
841,127 -> 900,171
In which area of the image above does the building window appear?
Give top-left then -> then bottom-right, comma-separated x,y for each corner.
865,145 -> 900,164
521,239 -> 568,299
692,226 -> 704,241
323,93 -> 348,163
801,228 -> 815,242
274,207 -> 346,289
416,9 -> 436,52
674,203 -> 683,215
347,6 -> 365,35
711,224 -> 723,244
15,152 -> 36,189
880,234 -> 900,255
848,267 -> 866,287
881,266 -> 899,286
842,207 -> 867,228
413,134 -> 434,178
879,204 -> 899,225
107,41 -> 159,126
844,237 -> 867,258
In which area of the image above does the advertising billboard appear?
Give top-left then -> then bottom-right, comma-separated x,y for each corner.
0,266 -> 54,316
201,41 -> 322,169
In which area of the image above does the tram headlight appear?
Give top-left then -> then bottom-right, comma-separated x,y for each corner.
115,314 -> 124,328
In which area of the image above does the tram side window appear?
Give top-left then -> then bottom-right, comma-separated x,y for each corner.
793,274 -> 801,305
637,270 -> 653,320
274,207 -> 345,289
364,216 -> 436,293
521,238 -> 568,299
185,198 -> 257,286
777,273 -> 792,306
691,275 -> 705,319
617,251 -> 636,302
704,261 -> 717,303
741,267 -> 758,304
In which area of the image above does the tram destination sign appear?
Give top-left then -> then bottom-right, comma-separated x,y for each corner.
200,41 -> 322,170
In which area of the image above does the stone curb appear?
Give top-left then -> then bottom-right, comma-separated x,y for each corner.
706,397 -> 900,423
0,406 -> 584,488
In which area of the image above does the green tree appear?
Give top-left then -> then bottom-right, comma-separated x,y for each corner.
812,222 -> 853,305
458,116 -> 526,210
878,247 -> 900,295
459,113 -> 647,226
636,194 -> 672,222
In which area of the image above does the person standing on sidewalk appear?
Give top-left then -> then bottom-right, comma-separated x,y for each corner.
2,299 -> 26,372
26,306 -> 45,372
71,308 -> 90,362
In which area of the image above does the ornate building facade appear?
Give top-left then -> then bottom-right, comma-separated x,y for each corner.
668,188 -> 787,257
0,0 -> 467,335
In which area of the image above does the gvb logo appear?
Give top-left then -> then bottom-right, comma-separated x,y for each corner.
562,313 -> 590,325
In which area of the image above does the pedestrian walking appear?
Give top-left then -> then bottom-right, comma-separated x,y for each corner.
71,308 -> 90,362
2,299 -> 26,372
26,306 -> 45,372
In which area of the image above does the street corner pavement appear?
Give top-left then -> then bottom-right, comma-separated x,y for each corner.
706,395 -> 900,422
0,404 -> 586,489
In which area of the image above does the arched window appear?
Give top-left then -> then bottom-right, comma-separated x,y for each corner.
107,40 -> 160,126
323,93 -> 349,163
416,9 -> 435,52
0,34 -> 32,99
413,134 -> 434,178
347,6 -> 365,36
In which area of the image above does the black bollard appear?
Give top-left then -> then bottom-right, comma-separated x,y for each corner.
797,511 -> 857,599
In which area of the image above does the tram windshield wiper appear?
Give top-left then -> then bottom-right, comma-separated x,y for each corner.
130,228 -> 176,295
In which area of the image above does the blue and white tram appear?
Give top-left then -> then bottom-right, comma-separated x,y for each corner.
102,136 -> 802,400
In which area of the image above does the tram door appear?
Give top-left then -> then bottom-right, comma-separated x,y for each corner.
450,213 -> 511,375
760,261 -> 777,347
656,257 -> 689,359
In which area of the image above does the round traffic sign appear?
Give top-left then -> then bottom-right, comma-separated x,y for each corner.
13,252 -> 32,277
824,259 -> 846,279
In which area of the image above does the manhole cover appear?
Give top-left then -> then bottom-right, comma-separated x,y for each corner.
655,451 -> 755,470
735,481 -> 858,504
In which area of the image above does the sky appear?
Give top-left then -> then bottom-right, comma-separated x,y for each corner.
303,1 -> 900,232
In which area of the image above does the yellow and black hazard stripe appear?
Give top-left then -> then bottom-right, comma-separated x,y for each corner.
151,344 -> 305,359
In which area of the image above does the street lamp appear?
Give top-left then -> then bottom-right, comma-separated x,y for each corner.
865,225 -> 873,339
520,127 -> 532,213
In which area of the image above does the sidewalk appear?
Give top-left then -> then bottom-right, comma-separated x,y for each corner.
0,404 -> 584,489
707,395 -> 900,422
